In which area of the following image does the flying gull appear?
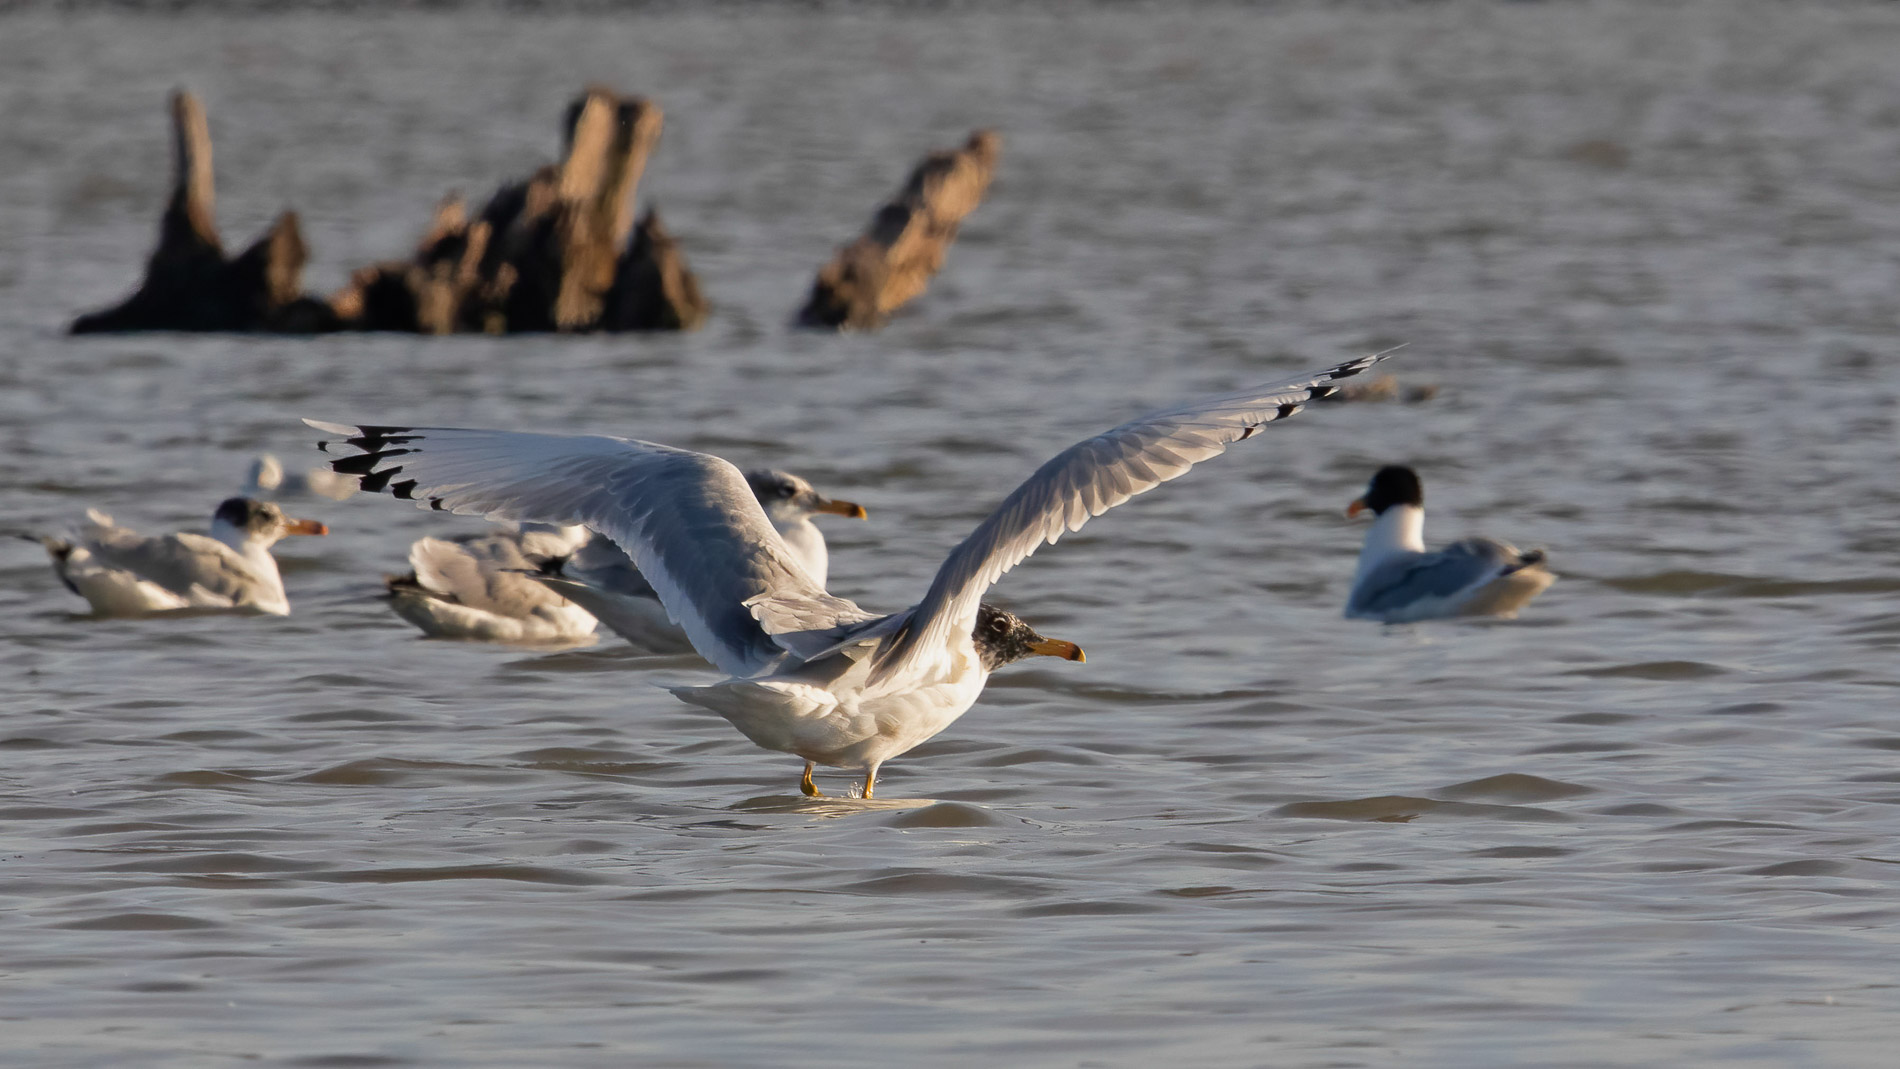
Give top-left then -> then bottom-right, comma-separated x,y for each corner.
308,349 -> 1395,797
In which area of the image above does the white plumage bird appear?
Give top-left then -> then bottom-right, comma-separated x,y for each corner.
1344,465 -> 1554,623
384,523 -> 600,645
244,453 -> 358,501
36,497 -> 328,617
309,349 -> 1394,797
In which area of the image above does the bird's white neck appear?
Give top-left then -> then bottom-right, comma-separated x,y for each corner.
211,518 -> 275,557
1357,504 -> 1426,572
210,518 -> 288,608
776,518 -> 829,587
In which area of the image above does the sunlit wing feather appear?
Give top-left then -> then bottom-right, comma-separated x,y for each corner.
304,421 -> 850,676
873,349 -> 1399,683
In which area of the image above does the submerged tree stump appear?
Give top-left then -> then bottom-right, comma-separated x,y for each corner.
329,88 -> 704,334
796,129 -> 1000,330
331,194 -> 498,334
72,91 -> 334,334
602,209 -> 710,331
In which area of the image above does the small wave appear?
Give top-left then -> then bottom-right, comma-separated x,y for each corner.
1567,660 -> 1729,680
1602,570 -> 1900,598
1276,793 -> 1574,824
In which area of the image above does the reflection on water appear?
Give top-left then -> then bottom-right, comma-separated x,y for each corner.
4,1 -> 1900,1065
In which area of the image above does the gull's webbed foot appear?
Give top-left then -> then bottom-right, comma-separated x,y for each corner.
800,762 -> 820,797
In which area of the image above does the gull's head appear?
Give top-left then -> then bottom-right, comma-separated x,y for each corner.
212,497 -> 328,547
973,603 -> 1085,672
745,469 -> 867,525
1347,465 -> 1423,519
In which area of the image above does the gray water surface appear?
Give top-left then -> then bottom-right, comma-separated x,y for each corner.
3,3 -> 1899,1066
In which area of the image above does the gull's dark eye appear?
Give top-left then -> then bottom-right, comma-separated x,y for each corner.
989,616 -> 1011,634
777,483 -> 796,499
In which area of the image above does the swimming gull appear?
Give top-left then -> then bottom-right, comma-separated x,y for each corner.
245,453 -> 358,501
308,349 -> 1394,797
1344,465 -> 1553,623
35,497 -> 328,617
385,522 -> 599,645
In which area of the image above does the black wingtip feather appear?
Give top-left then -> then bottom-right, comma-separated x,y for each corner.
332,450 -> 408,475
360,465 -> 403,494
347,427 -> 421,453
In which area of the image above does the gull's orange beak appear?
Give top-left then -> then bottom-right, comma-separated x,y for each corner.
815,498 -> 868,520
1346,497 -> 1368,519
284,518 -> 329,536
1028,638 -> 1086,663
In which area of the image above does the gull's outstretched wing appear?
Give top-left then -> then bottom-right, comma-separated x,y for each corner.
304,422 -> 855,677
873,349 -> 1399,683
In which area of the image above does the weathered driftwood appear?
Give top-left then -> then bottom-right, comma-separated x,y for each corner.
72,91 -> 334,334
796,129 -> 1000,330
602,209 -> 710,331
1315,373 -> 1440,405
332,88 -> 703,334
331,194 -> 497,334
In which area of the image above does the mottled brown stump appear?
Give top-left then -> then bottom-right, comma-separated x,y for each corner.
601,208 -> 708,331
485,89 -> 666,333
796,129 -> 1001,330
72,90 -> 328,334
330,194 -> 493,333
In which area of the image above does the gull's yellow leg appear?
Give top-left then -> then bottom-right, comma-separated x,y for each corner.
800,762 -> 819,797
860,768 -> 876,800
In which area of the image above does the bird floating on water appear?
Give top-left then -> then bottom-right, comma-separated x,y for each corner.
35,497 -> 328,617
385,522 -> 599,645
530,469 -> 866,655
244,453 -> 358,501
308,348 -> 1394,798
1343,465 -> 1553,623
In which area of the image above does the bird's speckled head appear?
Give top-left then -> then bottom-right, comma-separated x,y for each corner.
212,497 -> 327,542
744,469 -> 867,522
972,603 -> 1085,671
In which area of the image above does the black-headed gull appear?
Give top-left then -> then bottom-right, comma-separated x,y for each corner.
1344,465 -> 1553,623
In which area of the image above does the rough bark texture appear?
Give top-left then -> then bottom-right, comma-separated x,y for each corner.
72,91 -> 330,334
796,129 -> 1000,330
330,194 -> 497,334
486,90 -> 668,332
602,209 -> 710,331
338,88 -> 694,334
74,86 -> 709,335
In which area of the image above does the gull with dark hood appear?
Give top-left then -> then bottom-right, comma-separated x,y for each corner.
1345,465 -> 1554,623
